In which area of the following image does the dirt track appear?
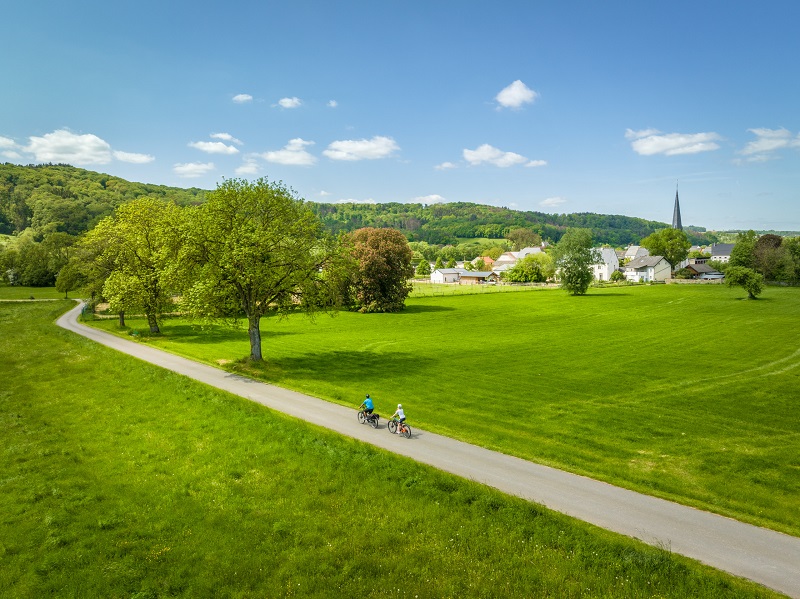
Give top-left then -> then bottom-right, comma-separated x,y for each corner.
57,301 -> 800,598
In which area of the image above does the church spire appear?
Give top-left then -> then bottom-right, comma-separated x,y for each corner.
672,182 -> 683,230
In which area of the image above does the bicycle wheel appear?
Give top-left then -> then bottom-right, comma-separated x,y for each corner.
357,411 -> 366,424
401,424 -> 412,439
369,415 -> 379,429
387,420 -> 397,434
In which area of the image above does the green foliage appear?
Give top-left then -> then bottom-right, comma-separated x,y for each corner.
609,269 -> 625,282
181,178 -> 333,361
308,201 -> 707,247
639,227 -> 691,268
502,252 -> 554,282
1,302 -> 778,598
80,197 -> 183,332
433,256 -> 444,270
730,230 -> 758,269
0,163 -> 205,238
506,227 -> 541,250
54,259 -> 85,298
553,228 -> 598,295
341,227 -> 414,313
415,258 -> 431,276
725,266 -> 764,299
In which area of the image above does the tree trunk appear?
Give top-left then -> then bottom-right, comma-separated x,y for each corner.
119,310 -> 125,328
146,312 -> 160,334
248,313 -> 262,361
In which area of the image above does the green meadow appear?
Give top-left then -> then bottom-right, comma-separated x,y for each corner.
0,300 -> 783,597
86,284 -> 800,538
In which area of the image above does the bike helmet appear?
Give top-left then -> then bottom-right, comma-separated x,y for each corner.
397,404 -> 402,408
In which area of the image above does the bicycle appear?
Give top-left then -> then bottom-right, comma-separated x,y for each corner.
387,417 -> 411,438
357,408 -> 380,429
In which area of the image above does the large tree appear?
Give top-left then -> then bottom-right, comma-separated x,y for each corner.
79,197 -> 183,332
552,228 -> 598,295
639,228 -> 691,269
754,234 -> 789,281
181,178 -> 333,362
341,227 -> 414,313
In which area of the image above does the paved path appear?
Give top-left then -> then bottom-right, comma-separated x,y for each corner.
57,302 -> 800,598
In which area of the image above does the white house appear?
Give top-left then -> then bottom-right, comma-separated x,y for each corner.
431,268 -> 462,284
710,243 -> 735,263
516,246 -> 543,259
591,247 -> 620,281
622,245 -> 650,263
493,252 -> 519,268
430,269 -> 497,284
624,256 -> 671,282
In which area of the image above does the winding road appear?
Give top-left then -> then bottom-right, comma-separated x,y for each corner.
57,302 -> 800,598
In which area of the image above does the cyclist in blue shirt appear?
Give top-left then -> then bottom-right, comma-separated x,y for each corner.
359,394 -> 374,415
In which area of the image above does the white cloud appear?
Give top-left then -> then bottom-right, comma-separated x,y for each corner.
188,141 -> 239,155
235,158 -> 260,176
211,132 -> 243,145
260,138 -> 317,166
540,196 -> 567,208
26,129 -> 114,164
0,136 -> 20,160
624,128 -> 661,140
495,80 -> 539,109
626,129 -> 721,156
323,136 -> 399,161
232,94 -> 253,103
173,162 -> 215,178
413,194 -> 447,204
319,190 -> 331,197
278,97 -> 302,109
525,160 -> 548,168
463,144 -> 543,168
113,150 -> 154,164
434,161 -> 457,170
738,128 -> 800,161
327,100 -> 338,108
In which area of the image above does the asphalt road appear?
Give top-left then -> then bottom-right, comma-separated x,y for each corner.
57,302 -> 800,598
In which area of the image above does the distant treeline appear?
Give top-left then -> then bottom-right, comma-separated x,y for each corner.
309,201 -> 719,247
1,163 -> 722,248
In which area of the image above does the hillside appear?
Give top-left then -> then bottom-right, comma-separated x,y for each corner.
1,163 -> 718,246
0,163 -> 206,236
310,201 -> 718,246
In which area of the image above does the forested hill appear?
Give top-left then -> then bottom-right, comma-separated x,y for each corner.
0,163 -> 206,236
309,202 -> 717,246
1,163 -> 716,246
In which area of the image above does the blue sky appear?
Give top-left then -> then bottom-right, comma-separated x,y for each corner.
2,1 -> 799,231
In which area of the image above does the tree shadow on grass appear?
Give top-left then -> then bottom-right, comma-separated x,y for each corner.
255,349 -> 421,386
159,323 -> 293,345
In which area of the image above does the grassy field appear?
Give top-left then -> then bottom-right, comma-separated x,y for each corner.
1,301 -> 783,597
0,285 -> 74,300
84,284 -> 800,538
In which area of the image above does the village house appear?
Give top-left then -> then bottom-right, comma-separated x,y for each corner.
430,269 -> 498,285
709,243 -> 735,263
591,247 -> 620,281
684,263 -> 724,280
624,255 -> 671,282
